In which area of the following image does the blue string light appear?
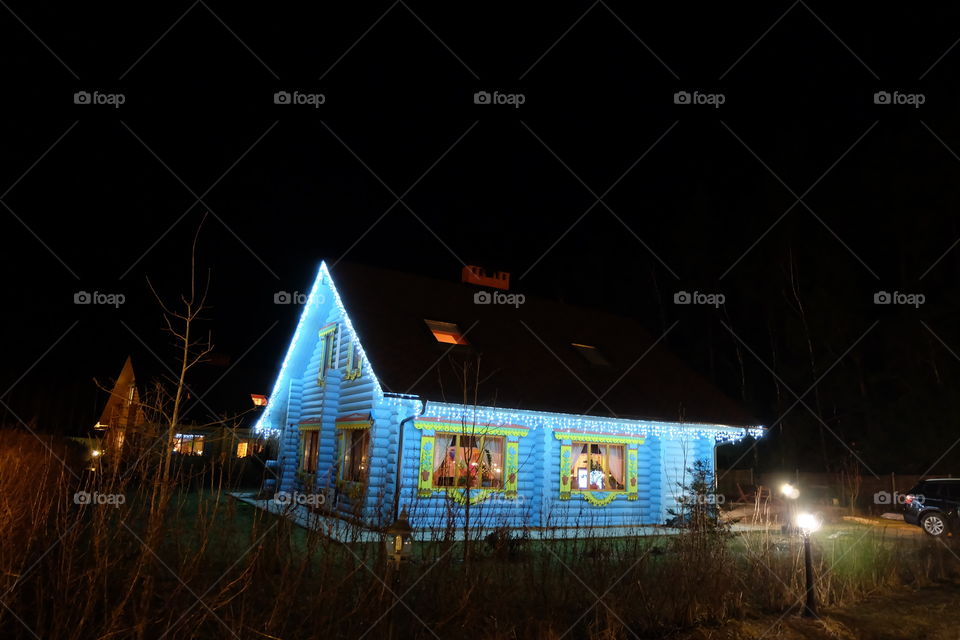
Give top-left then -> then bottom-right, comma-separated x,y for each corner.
256,262 -> 765,446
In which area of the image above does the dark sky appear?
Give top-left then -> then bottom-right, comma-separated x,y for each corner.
3,3 -> 960,472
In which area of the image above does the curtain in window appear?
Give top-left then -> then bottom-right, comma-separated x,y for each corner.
433,434 -> 456,486
344,430 -> 369,482
607,445 -> 625,488
478,436 -> 504,488
571,443 -> 589,475
302,431 -> 319,473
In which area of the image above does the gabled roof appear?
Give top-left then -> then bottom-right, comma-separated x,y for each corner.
95,356 -> 145,429
326,262 -> 757,427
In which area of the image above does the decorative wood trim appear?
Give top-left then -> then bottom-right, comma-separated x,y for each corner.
442,488 -> 499,505
318,323 -> 337,337
335,421 -> 370,430
417,435 -> 435,497
317,323 -> 338,386
335,413 -> 372,430
415,419 -> 529,438
577,491 -> 620,507
627,448 -> 639,500
344,341 -> 363,381
505,441 -> 519,498
559,443 -> 571,500
554,431 -> 645,445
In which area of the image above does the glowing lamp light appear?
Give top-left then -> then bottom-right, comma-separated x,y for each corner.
250,394 -> 268,407
91,449 -> 101,457
796,512 -> 821,534
781,483 -> 799,500
385,508 -> 414,566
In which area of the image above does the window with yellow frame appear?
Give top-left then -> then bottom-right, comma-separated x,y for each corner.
317,323 -> 338,386
568,441 -> 625,491
432,433 -> 505,490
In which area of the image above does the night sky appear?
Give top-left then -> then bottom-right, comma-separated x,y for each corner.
3,3 -> 960,473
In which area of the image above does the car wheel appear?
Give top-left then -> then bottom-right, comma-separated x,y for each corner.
921,513 -> 948,537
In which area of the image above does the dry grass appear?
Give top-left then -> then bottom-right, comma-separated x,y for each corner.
1,429 -> 958,640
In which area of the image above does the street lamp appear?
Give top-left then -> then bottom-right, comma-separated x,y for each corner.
796,512 -> 821,618
385,508 -> 413,566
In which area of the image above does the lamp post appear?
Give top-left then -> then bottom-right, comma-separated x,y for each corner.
385,507 -> 413,567
781,482 -> 800,533
795,512 -> 820,618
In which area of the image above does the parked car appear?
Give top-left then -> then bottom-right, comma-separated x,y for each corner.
903,478 -> 960,536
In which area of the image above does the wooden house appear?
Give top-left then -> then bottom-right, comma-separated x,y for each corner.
255,262 -> 764,534
93,357 -> 266,461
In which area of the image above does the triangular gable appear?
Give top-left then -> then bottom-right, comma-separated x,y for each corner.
253,262 -> 384,434
95,356 -> 145,429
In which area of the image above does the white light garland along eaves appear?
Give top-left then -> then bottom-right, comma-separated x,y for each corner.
383,399 -> 765,443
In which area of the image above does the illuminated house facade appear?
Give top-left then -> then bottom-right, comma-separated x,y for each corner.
255,262 -> 763,533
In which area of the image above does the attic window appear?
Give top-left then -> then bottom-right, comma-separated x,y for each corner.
425,319 -> 469,345
572,343 -> 610,366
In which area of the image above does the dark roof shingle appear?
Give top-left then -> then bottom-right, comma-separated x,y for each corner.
329,262 -> 756,426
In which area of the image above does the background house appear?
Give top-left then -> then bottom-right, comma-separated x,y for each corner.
92,357 -> 268,463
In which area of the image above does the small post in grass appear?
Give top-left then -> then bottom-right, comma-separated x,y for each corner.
796,512 -> 820,618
